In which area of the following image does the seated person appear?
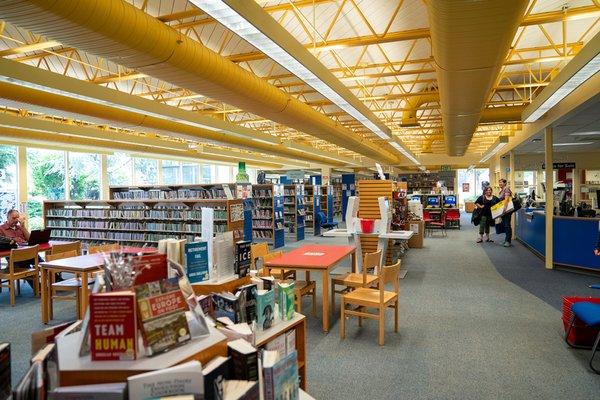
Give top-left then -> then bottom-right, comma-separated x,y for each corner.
0,209 -> 46,287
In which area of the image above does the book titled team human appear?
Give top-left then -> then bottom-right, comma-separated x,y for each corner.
89,292 -> 137,361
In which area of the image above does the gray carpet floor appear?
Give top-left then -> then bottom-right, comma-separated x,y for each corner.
2,216 -> 600,398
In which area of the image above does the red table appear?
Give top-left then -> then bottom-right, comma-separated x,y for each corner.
265,244 -> 356,332
0,240 -> 67,258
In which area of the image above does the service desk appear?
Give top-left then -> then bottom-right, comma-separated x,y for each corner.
515,208 -> 600,271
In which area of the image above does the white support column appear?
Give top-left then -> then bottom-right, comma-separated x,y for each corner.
544,127 -> 554,270
64,151 -> 71,200
509,151 -> 515,240
157,160 -> 164,185
17,146 -> 27,206
100,154 -> 109,200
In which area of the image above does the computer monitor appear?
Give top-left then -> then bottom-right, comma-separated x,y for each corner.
427,196 -> 440,207
411,195 -> 421,202
443,195 -> 456,207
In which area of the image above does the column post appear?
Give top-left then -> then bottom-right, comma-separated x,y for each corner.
544,127 -> 554,269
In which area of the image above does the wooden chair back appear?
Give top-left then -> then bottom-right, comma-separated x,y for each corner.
88,243 -> 121,254
50,241 -> 81,256
9,245 -> 40,271
362,249 -> 382,284
45,250 -> 78,262
379,260 -> 401,303
250,242 -> 269,269
262,251 -> 283,262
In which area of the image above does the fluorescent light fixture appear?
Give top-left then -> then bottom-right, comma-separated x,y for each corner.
480,136 -> 509,163
390,141 -> 420,165
189,0 -> 425,161
570,131 -> 600,136
524,52 -> 600,123
553,142 -> 593,146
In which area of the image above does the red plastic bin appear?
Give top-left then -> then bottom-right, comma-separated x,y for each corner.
562,296 -> 600,346
360,219 -> 375,234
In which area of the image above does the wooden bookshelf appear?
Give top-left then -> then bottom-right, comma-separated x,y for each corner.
43,199 -> 245,247
332,181 -> 342,220
283,184 -> 306,241
303,185 -> 319,235
357,180 -> 394,264
109,183 -> 237,200
255,312 -> 307,391
252,184 -> 285,248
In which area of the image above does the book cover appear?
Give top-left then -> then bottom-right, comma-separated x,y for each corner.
277,282 -> 295,321
132,253 -> 168,285
261,350 -> 279,400
89,292 -> 137,361
48,382 -> 127,400
285,330 -> 296,356
272,351 -> 299,400
0,343 -> 10,400
222,380 -> 259,400
213,292 -> 242,324
234,241 -> 252,278
236,283 -> 258,323
135,277 -> 191,356
185,241 -> 210,284
256,290 -> 275,331
227,339 -> 258,381
264,335 -> 286,360
198,294 -> 214,318
202,356 -> 231,400
214,231 -> 235,281
127,360 -> 203,400
31,343 -> 59,394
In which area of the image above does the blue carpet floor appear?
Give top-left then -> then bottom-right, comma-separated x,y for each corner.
2,215 -> 600,398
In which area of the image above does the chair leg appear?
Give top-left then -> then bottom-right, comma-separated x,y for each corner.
340,301 -> 346,339
16,279 -> 21,295
590,332 -> 600,374
311,287 -> 316,316
9,280 -> 15,306
358,306 -> 363,327
564,316 -> 592,349
76,288 -> 82,318
296,293 -> 302,314
378,306 -> 385,346
394,300 -> 399,333
331,281 -> 336,313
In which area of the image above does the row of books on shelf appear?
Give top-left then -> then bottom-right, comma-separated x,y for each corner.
49,229 -> 223,242
47,208 -> 228,220
253,230 -> 274,239
112,187 -> 231,200
252,209 -> 272,219
283,189 -> 296,196
46,221 -> 216,232
252,189 -> 273,198
253,199 -> 273,208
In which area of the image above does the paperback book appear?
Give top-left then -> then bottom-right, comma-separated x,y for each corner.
127,360 -> 203,400
135,277 -> 191,356
235,240 -> 252,278
48,382 -> 127,400
277,281 -> 295,321
132,253 -> 168,285
256,289 -> 275,331
202,356 -> 231,400
227,339 -> 259,381
262,350 -> 299,400
185,241 -> 210,283
213,292 -> 242,324
89,291 -> 137,361
236,283 -> 258,323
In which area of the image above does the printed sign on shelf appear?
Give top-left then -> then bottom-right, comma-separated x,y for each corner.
462,183 -> 470,192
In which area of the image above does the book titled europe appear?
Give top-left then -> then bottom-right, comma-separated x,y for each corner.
134,277 -> 191,356
185,241 -> 210,283
256,289 -> 275,331
277,281 -> 295,321
89,292 -> 137,361
234,240 -> 252,278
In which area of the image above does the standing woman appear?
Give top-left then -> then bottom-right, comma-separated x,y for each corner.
475,186 -> 497,243
498,178 -> 513,247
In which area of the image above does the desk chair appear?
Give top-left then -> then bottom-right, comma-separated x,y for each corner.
0,245 -> 40,306
50,241 -> 81,256
331,250 -> 381,312
317,211 -> 338,232
46,250 -> 93,319
426,211 -> 447,237
445,209 -> 460,229
88,243 -> 121,254
565,284 -> 600,374
341,260 -> 400,346
262,251 -> 316,315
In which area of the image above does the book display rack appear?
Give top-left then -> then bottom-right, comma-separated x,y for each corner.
251,184 -> 285,248
283,184 -> 306,242
43,198 -> 246,247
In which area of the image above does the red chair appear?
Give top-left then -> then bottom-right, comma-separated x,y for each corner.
427,211 -> 447,237
423,210 -> 432,237
445,209 -> 460,229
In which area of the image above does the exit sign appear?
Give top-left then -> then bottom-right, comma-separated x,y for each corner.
440,165 -> 451,172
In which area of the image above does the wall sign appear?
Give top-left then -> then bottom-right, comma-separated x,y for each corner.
462,183 -> 470,192
541,162 -> 575,169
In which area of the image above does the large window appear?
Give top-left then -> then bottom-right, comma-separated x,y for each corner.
108,153 -> 133,186
69,152 -> 100,200
162,160 -> 180,184
216,166 -> 232,183
27,149 -> 66,230
201,164 -> 213,184
182,163 -> 199,184
0,145 -> 17,218
457,168 -> 490,206
134,158 -> 158,185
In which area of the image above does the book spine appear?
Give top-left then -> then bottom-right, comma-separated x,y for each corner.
263,365 -> 275,400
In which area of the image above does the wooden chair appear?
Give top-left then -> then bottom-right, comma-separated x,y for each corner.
331,250 -> 381,312
49,241 -> 81,256
0,245 -> 40,306
256,246 -> 295,280
341,260 -> 401,346
88,243 -> 121,254
262,252 -> 316,315
46,250 -> 94,319
250,242 -> 269,270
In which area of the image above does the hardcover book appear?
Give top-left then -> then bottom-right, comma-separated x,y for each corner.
235,240 -> 252,278
89,292 -> 137,361
256,289 -> 275,331
213,292 -> 242,324
132,253 -> 168,285
127,360 -> 203,400
202,356 -> 231,400
277,281 -> 295,321
227,339 -> 259,381
135,277 -> 191,356
185,241 -> 210,283
263,351 -> 299,400
236,283 -> 258,323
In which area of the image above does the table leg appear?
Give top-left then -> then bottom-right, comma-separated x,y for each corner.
321,269 -> 329,332
41,267 -> 49,324
80,272 -> 89,319
351,251 -> 357,273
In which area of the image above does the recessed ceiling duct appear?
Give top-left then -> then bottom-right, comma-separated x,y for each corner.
426,0 -> 528,156
0,0 -> 400,164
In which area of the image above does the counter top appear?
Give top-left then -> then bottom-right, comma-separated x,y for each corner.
528,210 -> 600,222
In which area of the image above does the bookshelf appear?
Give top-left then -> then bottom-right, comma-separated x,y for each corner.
283,184 -> 306,241
43,199 -> 246,247
109,183 -> 237,200
252,184 -> 285,248
303,185 -> 321,236
255,312 -> 307,391
320,185 -> 334,224
332,181 -> 342,220
341,173 -> 356,222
